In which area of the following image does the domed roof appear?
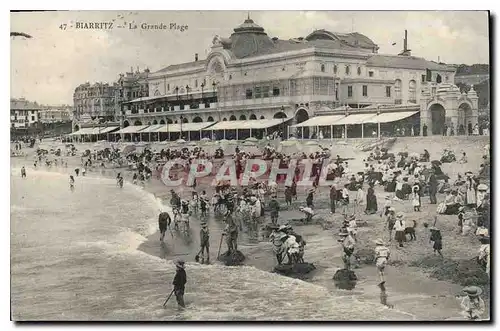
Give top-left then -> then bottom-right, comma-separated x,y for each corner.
229,18 -> 275,59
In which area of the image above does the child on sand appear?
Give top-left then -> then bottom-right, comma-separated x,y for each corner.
374,239 -> 390,286
429,226 -> 443,257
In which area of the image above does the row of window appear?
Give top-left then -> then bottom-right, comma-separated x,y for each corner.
245,86 -> 281,99
346,85 -> 393,98
11,117 -> 35,123
320,63 -> 376,77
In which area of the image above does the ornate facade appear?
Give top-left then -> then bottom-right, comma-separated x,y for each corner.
76,17 -> 480,137
73,82 -> 116,122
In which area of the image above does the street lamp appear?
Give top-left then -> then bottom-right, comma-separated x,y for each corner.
175,86 -> 179,100
281,105 -> 285,139
201,82 -> 205,99
180,115 -> 184,139
212,81 -> 219,120
186,85 -> 190,98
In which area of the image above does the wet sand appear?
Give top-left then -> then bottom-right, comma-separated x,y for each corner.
14,143 -> 489,320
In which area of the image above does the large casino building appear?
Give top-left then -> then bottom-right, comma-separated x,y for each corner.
72,17 -> 479,141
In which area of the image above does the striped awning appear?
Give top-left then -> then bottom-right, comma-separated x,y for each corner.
113,125 -> 150,134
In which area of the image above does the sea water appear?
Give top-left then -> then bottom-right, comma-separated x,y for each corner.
10,167 -> 413,321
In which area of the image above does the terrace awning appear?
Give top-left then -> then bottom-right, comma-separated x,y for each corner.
333,113 -> 378,125
364,111 -> 419,124
204,118 -> 290,131
291,115 -> 345,128
156,122 -> 216,133
114,125 -> 150,134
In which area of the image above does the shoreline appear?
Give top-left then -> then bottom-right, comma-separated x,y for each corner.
11,147 -> 489,320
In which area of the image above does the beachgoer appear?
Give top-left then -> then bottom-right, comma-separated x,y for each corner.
339,228 -> 356,270
411,184 -> 421,211
386,207 -> 396,242
21,166 -> 26,178
374,239 -> 390,286
158,212 -> 171,242
75,168 -> 80,176
365,184 -> 378,215
393,212 -> 406,247
199,222 -> 210,263
478,236 -> 490,277
172,260 -> 187,309
69,175 -> 75,191
223,212 -> 239,253
268,195 -> 280,225
330,184 -> 337,214
299,206 -> 314,223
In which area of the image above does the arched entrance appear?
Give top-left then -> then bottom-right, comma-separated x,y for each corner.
207,116 -> 214,122
147,121 -> 151,125
239,115 -> 247,120
249,114 -> 257,120
133,120 -> 142,126
167,118 -> 173,124
123,120 -> 130,128
260,115 -> 265,119
153,120 -> 158,125
458,103 -> 473,136
182,117 -> 188,123
229,115 -> 237,121
429,103 -> 446,135
160,119 -> 166,124
193,116 -> 203,123
74,124 -> 80,132
222,118 -> 227,121
273,112 -> 288,137
295,108 -> 310,138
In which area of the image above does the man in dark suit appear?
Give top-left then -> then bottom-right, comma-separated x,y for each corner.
428,169 -> 438,204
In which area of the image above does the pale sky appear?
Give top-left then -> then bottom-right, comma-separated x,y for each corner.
10,10 -> 489,105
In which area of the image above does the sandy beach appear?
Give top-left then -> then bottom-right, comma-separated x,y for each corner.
12,136 -> 490,320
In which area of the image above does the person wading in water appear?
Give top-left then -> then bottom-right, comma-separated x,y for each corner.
21,166 -> 26,178
269,195 -> 280,225
222,212 -> 239,254
199,222 -> 210,263
69,175 -> 75,192
172,259 -> 187,309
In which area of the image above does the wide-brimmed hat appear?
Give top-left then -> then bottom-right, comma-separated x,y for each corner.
385,196 -> 391,200
477,184 -> 488,191
443,188 -> 451,193
339,228 -> 349,236
465,171 -> 473,176
374,239 -> 384,246
396,212 -> 404,219
479,236 -> 490,243
462,286 -> 482,297
175,259 -> 185,268
389,207 -> 396,212
201,222 -> 207,227
308,188 -> 315,193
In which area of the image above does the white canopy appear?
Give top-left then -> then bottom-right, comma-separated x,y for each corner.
205,119 -> 287,131
114,125 -> 150,134
98,126 -> 120,134
155,122 -> 215,133
70,127 -> 94,135
333,113 -> 378,125
292,115 -> 345,128
139,124 -> 164,133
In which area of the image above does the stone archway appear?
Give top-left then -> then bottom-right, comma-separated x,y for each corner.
74,124 -> 80,133
133,120 -> 142,126
147,121 -> 151,125
167,118 -> 173,124
429,103 -> 446,135
260,115 -> 265,119
123,120 -> 130,128
229,115 -> 237,121
249,114 -> 257,120
294,108 -> 310,138
182,117 -> 188,123
193,116 -> 203,123
207,116 -> 215,122
239,115 -> 247,120
458,102 -> 473,135
160,119 -> 166,124
222,118 -> 227,121
153,120 -> 158,125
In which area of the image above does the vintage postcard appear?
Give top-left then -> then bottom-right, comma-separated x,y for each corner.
10,10 -> 490,321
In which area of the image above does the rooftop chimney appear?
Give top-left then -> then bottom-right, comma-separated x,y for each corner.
195,53 -> 199,61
